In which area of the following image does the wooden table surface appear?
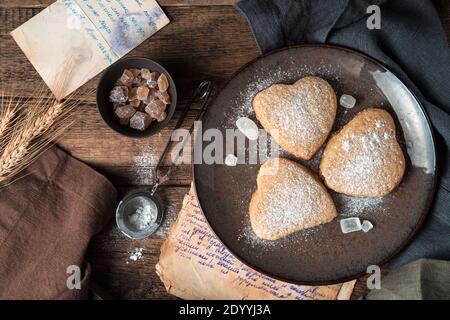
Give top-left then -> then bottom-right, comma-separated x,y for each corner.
1,0 -> 449,300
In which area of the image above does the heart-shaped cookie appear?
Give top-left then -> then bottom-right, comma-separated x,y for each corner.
320,108 -> 405,197
249,157 -> 337,240
252,76 -> 337,160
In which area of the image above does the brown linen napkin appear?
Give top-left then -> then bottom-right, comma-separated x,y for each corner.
0,146 -> 117,299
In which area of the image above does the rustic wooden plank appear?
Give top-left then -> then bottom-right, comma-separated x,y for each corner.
87,185 -> 189,300
58,104 -> 199,186
0,6 -> 259,102
0,0 -> 238,8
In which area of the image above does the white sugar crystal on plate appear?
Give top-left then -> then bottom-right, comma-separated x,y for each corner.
225,154 -> 238,166
340,94 -> 356,109
361,220 -> 374,232
236,117 -> 259,140
340,217 -> 362,234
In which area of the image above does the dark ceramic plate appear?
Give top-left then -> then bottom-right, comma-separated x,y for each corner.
96,56 -> 177,138
193,45 -> 436,285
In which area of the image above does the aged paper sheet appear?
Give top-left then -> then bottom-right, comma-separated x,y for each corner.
11,0 -> 169,99
157,186 -> 355,300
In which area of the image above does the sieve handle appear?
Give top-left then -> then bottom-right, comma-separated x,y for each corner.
151,80 -> 213,195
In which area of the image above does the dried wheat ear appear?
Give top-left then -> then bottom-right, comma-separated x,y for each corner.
0,82 -> 90,188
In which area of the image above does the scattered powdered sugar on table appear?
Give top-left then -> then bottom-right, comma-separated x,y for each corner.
127,248 -> 144,264
133,144 -> 156,185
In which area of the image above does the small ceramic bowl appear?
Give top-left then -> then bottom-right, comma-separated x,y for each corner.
96,56 -> 177,138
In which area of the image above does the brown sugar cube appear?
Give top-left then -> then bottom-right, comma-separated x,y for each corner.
141,68 -> 151,80
129,100 -> 141,108
113,102 -> 125,110
128,87 -> 138,101
119,69 -> 134,86
146,72 -> 159,88
132,76 -> 143,86
130,111 -> 153,131
156,111 -> 167,123
157,73 -> 169,92
137,86 -> 150,101
143,93 -> 156,105
156,90 -> 171,105
114,105 -> 136,125
145,99 -> 166,118
109,86 -> 129,103
130,69 -> 141,77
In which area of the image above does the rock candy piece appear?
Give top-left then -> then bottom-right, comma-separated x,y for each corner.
128,87 -> 138,101
110,86 -> 129,103
137,86 -> 150,101
361,220 -> 374,233
114,105 -> 136,125
141,68 -> 151,80
236,117 -> 259,140
155,111 -> 167,123
145,99 -> 166,118
340,94 -> 356,109
146,72 -> 160,88
130,111 -> 153,131
119,69 -> 134,86
340,217 -> 362,234
225,154 -> 238,166
155,90 -> 171,105
157,73 -> 169,92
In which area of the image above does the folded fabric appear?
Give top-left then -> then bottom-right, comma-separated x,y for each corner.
235,0 -> 450,268
367,259 -> 450,300
0,146 -> 117,299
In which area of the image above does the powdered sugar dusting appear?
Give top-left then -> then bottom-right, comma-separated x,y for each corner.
223,62 -> 342,128
238,219 -> 320,250
127,248 -> 144,264
253,159 -> 335,240
321,109 -> 405,197
335,194 -> 385,217
254,77 -> 336,155
133,144 -> 156,185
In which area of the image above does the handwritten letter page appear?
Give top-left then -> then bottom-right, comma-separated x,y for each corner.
11,0 -> 169,99
156,186 -> 355,300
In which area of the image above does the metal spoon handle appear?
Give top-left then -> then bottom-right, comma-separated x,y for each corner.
151,80 -> 213,195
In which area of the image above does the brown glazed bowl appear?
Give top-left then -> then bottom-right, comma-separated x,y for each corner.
96,56 -> 177,138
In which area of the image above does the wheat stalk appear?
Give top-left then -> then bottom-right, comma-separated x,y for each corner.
0,97 -> 72,185
0,53 -> 92,187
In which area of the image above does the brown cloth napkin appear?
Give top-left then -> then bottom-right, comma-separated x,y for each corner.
0,146 -> 117,299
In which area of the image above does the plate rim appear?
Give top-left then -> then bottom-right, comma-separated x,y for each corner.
192,43 -> 438,286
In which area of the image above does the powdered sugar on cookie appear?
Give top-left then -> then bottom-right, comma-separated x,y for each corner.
253,77 -> 337,160
250,158 -> 337,240
320,108 -> 405,197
